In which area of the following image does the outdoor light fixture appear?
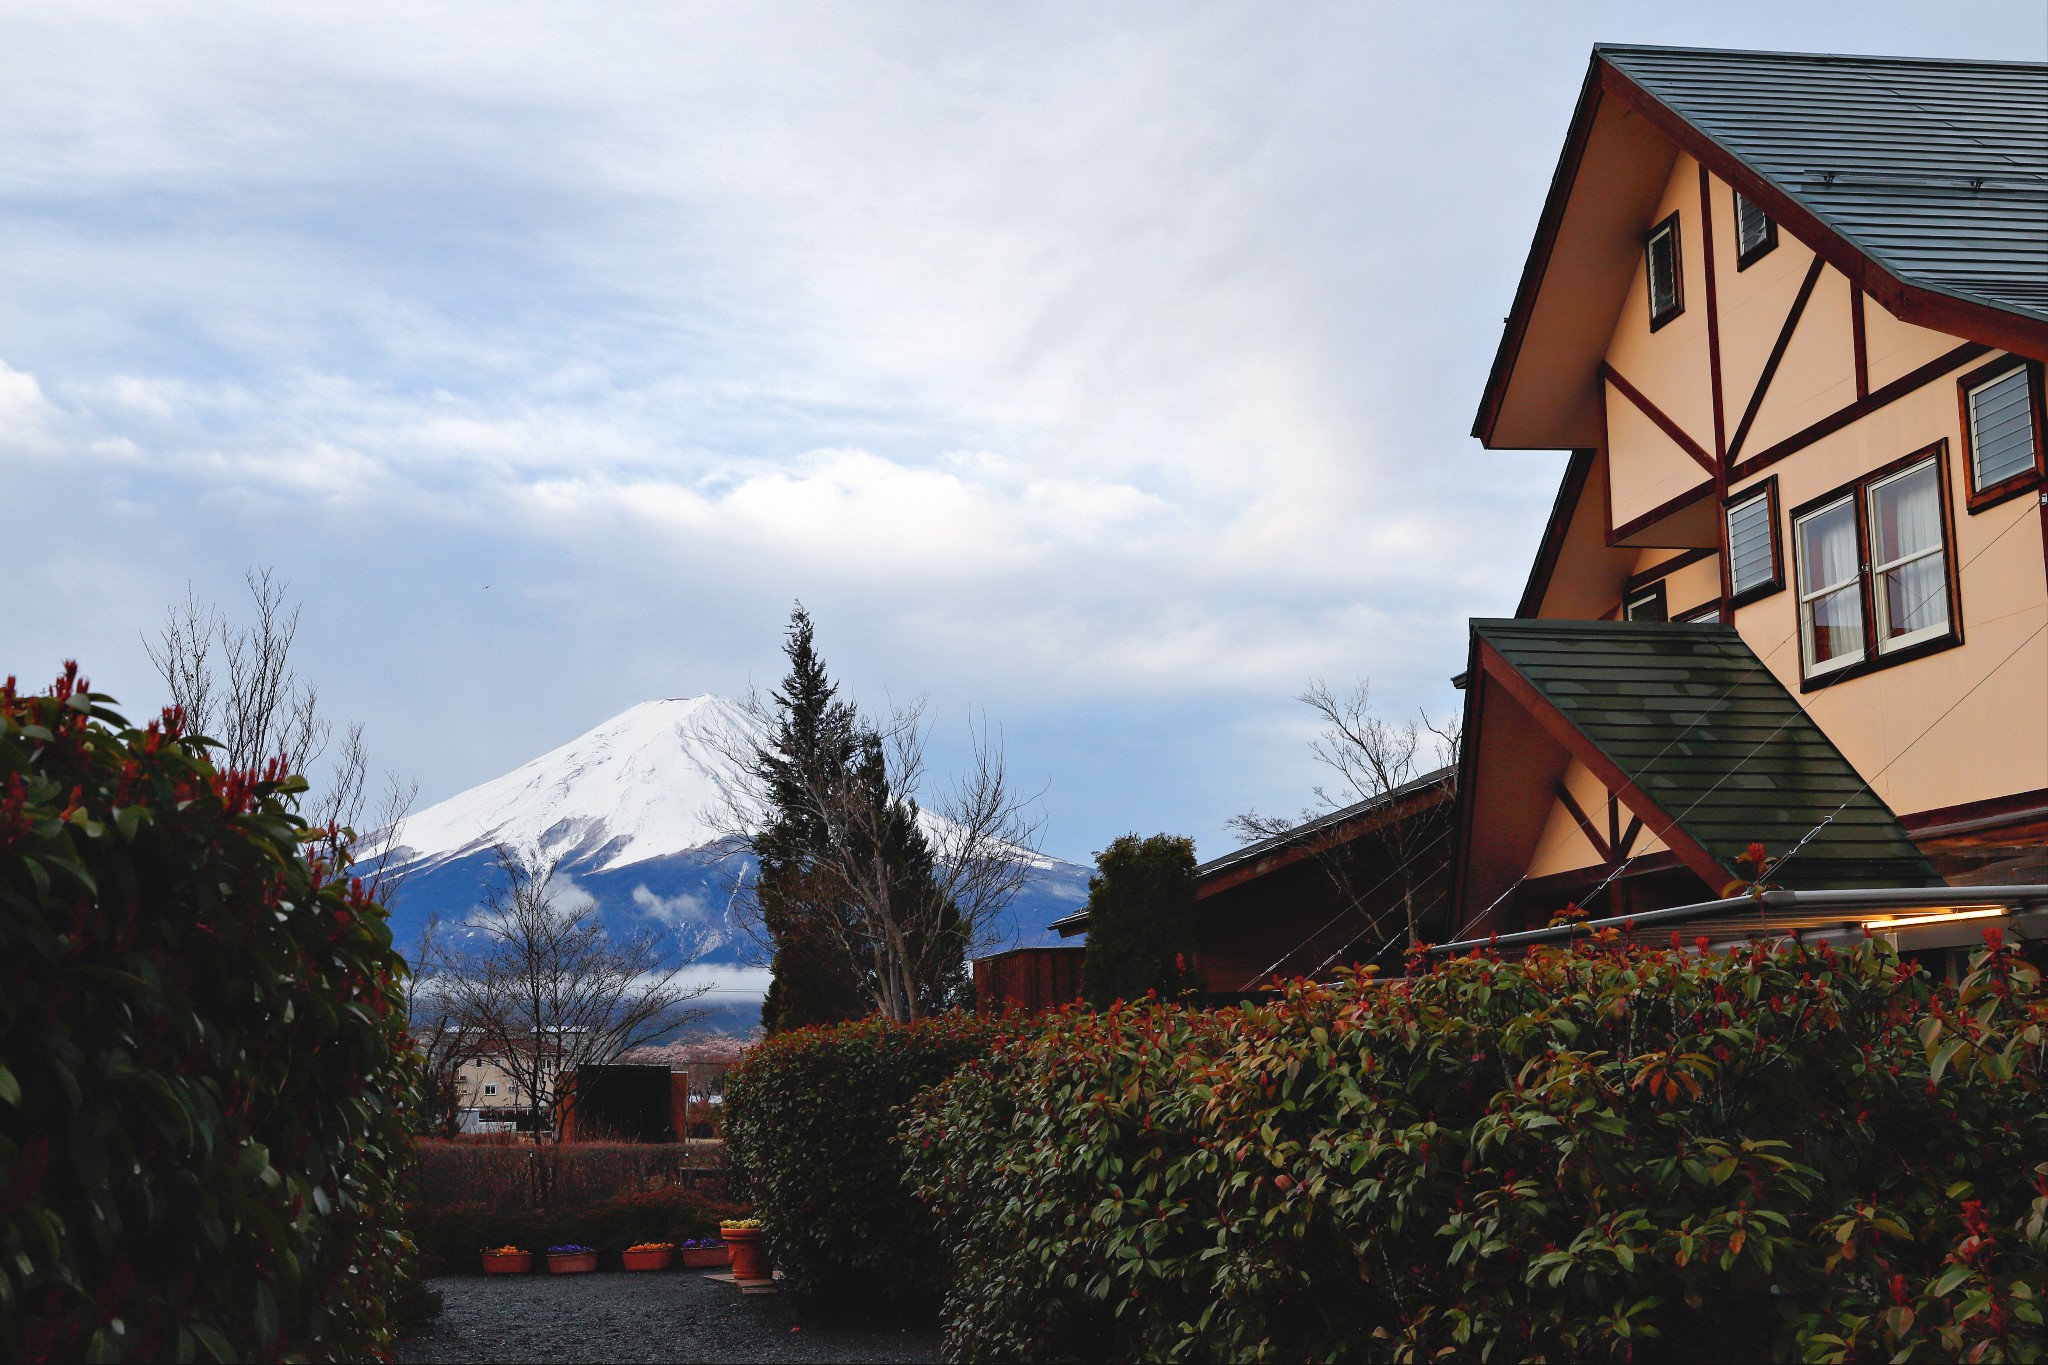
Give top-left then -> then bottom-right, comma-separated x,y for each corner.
1860,906 -> 2007,931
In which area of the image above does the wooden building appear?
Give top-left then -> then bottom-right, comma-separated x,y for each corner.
1451,45 -> 2048,958
1043,771 -> 1456,999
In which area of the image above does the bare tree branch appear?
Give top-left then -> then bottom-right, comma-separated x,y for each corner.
441,844 -> 714,1168
1231,678 -> 1461,953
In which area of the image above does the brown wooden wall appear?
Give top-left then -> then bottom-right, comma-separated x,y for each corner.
973,946 -> 1086,1014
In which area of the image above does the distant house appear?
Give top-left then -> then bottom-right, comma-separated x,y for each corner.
1450,45 -> 2048,967
1027,769 -> 1457,1001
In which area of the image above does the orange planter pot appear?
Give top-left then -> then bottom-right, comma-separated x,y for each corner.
548,1252 -> 598,1275
621,1248 -> 674,1272
481,1252 -> 532,1275
721,1228 -> 770,1281
681,1246 -> 731,1269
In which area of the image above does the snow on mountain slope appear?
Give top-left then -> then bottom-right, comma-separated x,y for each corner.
389,695 -> 760,873
378,696 -> 1092,1006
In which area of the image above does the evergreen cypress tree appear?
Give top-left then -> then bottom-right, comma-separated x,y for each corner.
756,606 -> 866,1031
1080,834 -> 1197,1009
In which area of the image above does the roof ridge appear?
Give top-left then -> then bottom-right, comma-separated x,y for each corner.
1594,41 -> 2048,73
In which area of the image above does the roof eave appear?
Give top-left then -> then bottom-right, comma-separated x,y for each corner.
1472,53 -> 1609,445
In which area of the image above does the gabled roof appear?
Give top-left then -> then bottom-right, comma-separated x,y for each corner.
1603,45 -> 2048,325
1467,618 -> 1940,894
1476,44 -> 2048,447
1047,768 -> 1456,938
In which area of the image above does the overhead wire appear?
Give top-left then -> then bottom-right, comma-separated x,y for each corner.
1242,478 -> 2041,982
1520,493 -> 2044,925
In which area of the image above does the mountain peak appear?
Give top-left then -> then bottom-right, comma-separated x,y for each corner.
389,694 -> 762,874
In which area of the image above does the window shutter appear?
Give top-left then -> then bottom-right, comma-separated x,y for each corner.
1727,493 -> 1775,595
1736,194 -> 1770,257
1968,367 -> 2037,490
1648,226 -> 1679,321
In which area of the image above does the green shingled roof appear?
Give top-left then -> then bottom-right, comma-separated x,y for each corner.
1476,618 -> 1941,890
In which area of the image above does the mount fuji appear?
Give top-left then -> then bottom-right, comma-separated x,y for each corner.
375,696 -> 1091,1027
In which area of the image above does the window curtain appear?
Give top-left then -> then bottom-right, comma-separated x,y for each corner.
1873,467 -> 1945,638
1800,502 -> 1862,664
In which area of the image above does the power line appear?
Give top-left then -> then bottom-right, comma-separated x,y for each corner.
1539,497 -> 2043,921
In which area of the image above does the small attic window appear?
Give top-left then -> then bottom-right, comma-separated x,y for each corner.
1645,213 -> 1683,330
1734,191 -> 1777,268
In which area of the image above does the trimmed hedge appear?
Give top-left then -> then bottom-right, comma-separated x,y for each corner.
411,1187 -> 745,1274
413,1140 -> 724,1214
0,668 -> 420,1362
905,933 -> 2048,1362
724,1012 -> 1008,1322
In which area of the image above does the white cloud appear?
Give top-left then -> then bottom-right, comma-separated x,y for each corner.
2,0 -> 2036,859
631,883 -> 706,926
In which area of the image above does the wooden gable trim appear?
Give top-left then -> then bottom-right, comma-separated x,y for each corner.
1851,285 -> 1870,400
1473,638 -> 1733,891
1553,781 -> 1613,862
1727,254 -> 1826,464
1623,546 -> 1715,594
1596,60 -> 2048,365
1601,362 -> 1717,474
1698,163 -> 1728,462
1729,341 -> 1990,483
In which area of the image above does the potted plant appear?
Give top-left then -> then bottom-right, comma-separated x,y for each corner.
481,1244 -> 532,1275
547,1243 -> 598,1275
621,1242 -> 674,1272
719,1219 -> 770,1281
678,1237 -> 731,1269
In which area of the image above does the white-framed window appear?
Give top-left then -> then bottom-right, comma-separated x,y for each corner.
1791,449 -> 1958,682
1795,496 -> 1864,676
483,1083 -> 498,1096
1734,191 -> 1776,267
1726,482 -> 1780,601
1963,362 -> 2039,497
1865,458 -> 1949,653
1645,213 -> 1683,329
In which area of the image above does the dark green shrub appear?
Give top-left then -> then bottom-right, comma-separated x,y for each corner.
410,1187 -> 746,1274
906,933 -> 2048,1362
0,667 -> 421,1362
1079,834 -> 1196,1008
724,1012 -> 1008,1323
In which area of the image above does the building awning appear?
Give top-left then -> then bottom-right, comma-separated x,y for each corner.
1454,618 -> 1940,926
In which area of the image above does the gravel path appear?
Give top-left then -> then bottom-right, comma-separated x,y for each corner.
398,1271 -> 943,1364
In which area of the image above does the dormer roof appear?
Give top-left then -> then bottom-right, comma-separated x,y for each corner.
1476,44 -> 2048,450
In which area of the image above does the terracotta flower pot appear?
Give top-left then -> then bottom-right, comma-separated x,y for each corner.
721,1228 -> 770,1281
680,1246 -> 731,1269
621,1248 -> 674,1272
548,1251 -> 599,1275
481,1251 -> 533,1275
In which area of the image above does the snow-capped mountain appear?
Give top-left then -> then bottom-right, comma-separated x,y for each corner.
389,695 -> 760,877
376,696 -> 1090,1026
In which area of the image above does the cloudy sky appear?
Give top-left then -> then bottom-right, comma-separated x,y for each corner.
4,1 -> 2043,866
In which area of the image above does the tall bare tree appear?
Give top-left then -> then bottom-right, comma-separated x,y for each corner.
147,568 -> 328,776
1231,679 -> 1460,950
144,567 -> 417,888
442,844 -> 713,1150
